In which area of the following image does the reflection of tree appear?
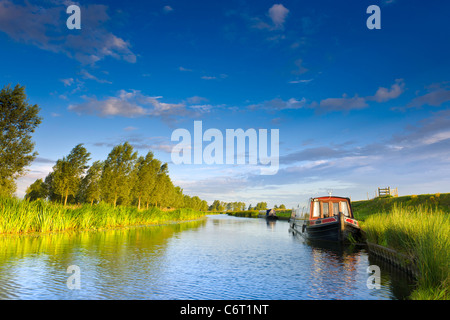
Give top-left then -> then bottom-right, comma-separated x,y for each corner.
0,220 -> 206,299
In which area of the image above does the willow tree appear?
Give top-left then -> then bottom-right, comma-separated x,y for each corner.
100,142 -> 137,208
0,84 -> 42,196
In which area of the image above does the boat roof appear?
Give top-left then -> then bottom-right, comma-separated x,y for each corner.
311,196 -> 350,201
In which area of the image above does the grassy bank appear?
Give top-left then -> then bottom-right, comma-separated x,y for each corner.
352,193 -> 450,221
355,195 -> 449,300
226,210 -> 260,218
226,209 -> 292,219
0,197 -> 207,235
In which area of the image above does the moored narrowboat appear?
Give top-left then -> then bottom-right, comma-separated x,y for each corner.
290,196 -> 361,243
265,208 -> 278,220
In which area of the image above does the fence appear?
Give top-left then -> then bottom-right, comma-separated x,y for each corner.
378,187 -> 398,197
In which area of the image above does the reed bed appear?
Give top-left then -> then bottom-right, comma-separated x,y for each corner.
0,197 -> 206,235
226,210 -> 260,218
363,204 -> 450,300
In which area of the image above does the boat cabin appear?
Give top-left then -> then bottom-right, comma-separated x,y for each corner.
309,196 -> 353,220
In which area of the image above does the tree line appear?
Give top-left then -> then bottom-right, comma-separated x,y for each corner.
208,200 -> 286,212
25,142 -> 209,211
0,83 -> 207,211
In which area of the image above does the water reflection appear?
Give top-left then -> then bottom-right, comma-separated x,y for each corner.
0,216 -> 414,300
0,220 -> 206,299
296,238 -> 415,300
266,220 -> 276,230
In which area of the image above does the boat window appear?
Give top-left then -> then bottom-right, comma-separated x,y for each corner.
312,201 -> 320,218
340,201 -> 350,217
322,202 -> 329,217
333,202 -> 339,216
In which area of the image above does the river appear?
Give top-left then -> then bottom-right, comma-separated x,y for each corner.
0,214 -> 415,300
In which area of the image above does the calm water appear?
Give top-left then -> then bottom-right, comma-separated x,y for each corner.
0,214 -> 415,300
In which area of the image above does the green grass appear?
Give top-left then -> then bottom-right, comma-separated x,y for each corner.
0,197 -> 207,234
226,210 -> 260,218
362,203 -> 449,300
226,209 -> 292,219
352,193 -> 450,221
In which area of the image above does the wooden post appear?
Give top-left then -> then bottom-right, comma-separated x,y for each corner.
339,212 -> 345,241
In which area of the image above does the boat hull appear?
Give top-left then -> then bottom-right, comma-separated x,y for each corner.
290,214 -> 361,243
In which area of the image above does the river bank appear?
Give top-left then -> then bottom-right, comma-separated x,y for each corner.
353,194 -> 450,300
222,210 -> 291,220
0,197 -> 207,235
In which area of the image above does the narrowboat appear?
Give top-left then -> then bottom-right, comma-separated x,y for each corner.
258,208 -> 278,220
265,208 -> 278,220
289,196 -> 362,243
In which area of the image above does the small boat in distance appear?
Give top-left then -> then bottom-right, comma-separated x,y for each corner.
258,208 -> 278,220
265,208 -> 278,220
289,196 -> 362,243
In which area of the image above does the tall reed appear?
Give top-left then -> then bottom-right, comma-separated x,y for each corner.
0,197 -> 206,235
363,204 -> 449,300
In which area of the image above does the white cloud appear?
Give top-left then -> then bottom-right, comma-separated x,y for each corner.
187,96 -> 209,104
61,78 -> 74,87
370,79 -> 405,102
79,69 -> 112,84
313,94 -> 368,113
407,86 -> 450,108
249,3 -> 289,33
163,5 -> 173,13
421,131 -> 450,145
268,4 -> 289,29
0,1 -> 136,65
251,97 -> 307,110
68,90 -> 213,123
289,79 -> 313,84
291,59 -> 308,75
179,66 -> 193,72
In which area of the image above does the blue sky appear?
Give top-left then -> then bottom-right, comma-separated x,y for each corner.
1,0 -> 449,208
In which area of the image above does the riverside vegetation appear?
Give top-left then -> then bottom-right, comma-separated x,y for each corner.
0,196 -> 206,234
353,194 -> 450,300
0,84 -> 208,234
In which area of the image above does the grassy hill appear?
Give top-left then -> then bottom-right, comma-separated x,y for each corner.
352,193 -> 450,221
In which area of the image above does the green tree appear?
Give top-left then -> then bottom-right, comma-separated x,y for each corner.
24,178 -> 47,201
209,200 -> 221,211
132,151 -> 158,210
43,171 -> 58,202
78,160 -> 102,205
0,84 -> 42,196
148,162 -> 170,208
200,200 -> 208,211
100,142 -> 137,208
52,144 -> 90,205
255,202 -> 268,210
172,186 -> 185,208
